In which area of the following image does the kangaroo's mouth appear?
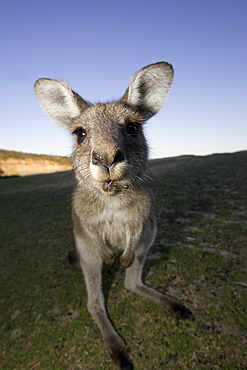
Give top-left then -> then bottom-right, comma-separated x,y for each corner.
101,179 -> 130,195
102,180 -> 115,193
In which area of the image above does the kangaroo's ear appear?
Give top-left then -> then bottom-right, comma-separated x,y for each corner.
121,62 -> 174,120
34,79 -> 90,129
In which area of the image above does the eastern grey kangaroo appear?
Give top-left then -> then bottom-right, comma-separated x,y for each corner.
34,62 -> 194,369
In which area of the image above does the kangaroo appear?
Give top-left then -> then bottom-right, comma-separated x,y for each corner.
34,62 -> 194,369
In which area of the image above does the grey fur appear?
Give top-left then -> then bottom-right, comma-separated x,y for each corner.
34,62 -> 194,369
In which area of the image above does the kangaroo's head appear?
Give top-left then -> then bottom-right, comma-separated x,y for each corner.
34,62 -> 173,195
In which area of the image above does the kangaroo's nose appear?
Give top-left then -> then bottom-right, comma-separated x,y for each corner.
92,149 -> 125,168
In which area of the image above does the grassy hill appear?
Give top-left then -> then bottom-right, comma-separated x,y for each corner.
0,149 -> 72,177
0,151 -> 246,369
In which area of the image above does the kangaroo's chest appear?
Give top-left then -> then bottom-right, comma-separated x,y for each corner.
96,206 -> 138,250
73,186 -> 153,251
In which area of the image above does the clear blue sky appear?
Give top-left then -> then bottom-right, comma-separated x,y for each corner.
1,0 -> 246,159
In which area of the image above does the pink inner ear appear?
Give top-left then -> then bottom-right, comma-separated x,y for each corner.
120,62 -> 174,121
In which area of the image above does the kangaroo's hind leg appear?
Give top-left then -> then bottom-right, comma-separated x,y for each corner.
124,241 -> 195,321
75,235 -> 133,369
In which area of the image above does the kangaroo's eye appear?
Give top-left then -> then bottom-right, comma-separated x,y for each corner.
73,128 -> 87,144
126,122 -> 139,135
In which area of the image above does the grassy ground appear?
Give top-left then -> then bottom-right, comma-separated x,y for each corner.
0,152 -> 246,369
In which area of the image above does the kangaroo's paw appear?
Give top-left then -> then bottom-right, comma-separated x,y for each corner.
107,340 -> 133,370
169,299 -> 195,321
99,247 -> 116,266
68,251 -> 81,269
120,251 -> 134,269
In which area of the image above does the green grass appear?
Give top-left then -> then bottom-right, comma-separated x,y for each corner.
0,152 -> 247,369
